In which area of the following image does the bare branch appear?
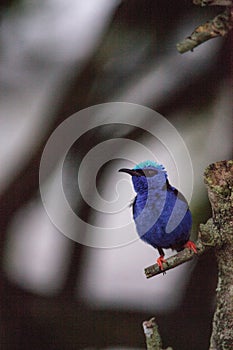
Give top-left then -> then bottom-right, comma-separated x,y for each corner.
193,0 -> 233,6
144,239 -> 206,278
143,317 -> 173,350
177,8 -> 233,53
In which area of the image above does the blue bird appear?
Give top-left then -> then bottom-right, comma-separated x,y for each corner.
119,160 -> 197,271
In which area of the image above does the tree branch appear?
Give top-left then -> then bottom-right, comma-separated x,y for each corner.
142,317 -> 173,350
193,0 -> 232,6
205,160 -> 233,350
177,2 -> 233,53
144,238 -> 206,278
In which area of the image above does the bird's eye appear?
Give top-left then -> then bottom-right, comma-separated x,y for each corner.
134,168 -> 158,177
135,169 -> 145,176
144,169 -> 158,177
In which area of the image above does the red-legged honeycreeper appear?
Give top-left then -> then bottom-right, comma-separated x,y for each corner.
119,161 -> 197,271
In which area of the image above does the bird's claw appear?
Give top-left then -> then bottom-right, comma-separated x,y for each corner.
157,256 -> 167,273
184,240 -> 197,253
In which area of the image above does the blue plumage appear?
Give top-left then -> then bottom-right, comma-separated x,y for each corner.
119,160 -> 196,270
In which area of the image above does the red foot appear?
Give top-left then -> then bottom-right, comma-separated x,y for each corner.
184,240 -> 197,253
157,256 -> 167,271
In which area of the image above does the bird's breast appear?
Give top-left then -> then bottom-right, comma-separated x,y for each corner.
132,188 -> 192,248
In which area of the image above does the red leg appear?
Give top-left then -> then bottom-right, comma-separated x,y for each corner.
157,255 -> 167,271
184,240 -> 197,253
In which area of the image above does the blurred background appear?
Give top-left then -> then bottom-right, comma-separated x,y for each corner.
0,0 -> 232,349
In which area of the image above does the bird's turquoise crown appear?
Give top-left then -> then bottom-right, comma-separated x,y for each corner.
133,160 -> 166,172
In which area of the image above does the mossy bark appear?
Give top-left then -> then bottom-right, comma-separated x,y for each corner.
204,160 -> 233,350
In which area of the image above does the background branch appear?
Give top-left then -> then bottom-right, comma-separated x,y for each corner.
143,317 -> 173,350
193,0 -> 232,6
177,2 -> 233,53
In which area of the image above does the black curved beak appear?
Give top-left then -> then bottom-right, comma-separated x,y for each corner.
119,168 -> 140,176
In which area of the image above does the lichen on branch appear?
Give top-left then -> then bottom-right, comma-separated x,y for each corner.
177,1 -> 233,53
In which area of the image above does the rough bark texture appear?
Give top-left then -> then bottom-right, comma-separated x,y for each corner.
204,161 -> 233,350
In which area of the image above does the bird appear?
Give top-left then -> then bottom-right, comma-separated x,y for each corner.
119,160 -> 197,271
